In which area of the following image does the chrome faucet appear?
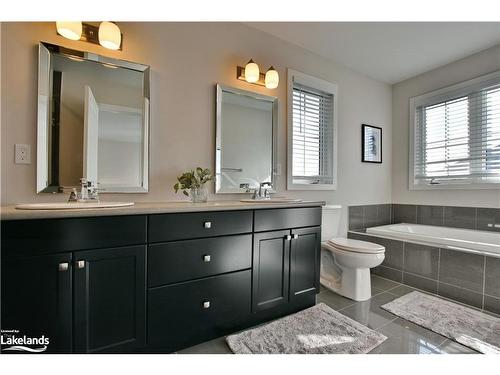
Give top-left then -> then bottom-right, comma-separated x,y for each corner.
68,178 -> 100,203
251,182 -> 272,200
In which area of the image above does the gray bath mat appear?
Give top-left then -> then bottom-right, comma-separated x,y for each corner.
226,303 -> 387,354
381,291 -> 500,354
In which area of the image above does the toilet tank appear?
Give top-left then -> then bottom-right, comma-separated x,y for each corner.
321,205 -> 342,241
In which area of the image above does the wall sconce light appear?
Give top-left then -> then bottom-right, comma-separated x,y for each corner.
56,22 -> 123,50
56,22 -> 82,41
244,59 -> 260,83
237,59 -> 279,89
98,22 -> 122,50
265,66 -> 279,89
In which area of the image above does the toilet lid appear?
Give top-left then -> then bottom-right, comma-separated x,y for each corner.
326,238 -> 385,254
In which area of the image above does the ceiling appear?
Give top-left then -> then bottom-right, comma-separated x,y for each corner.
245,22 -> 500,84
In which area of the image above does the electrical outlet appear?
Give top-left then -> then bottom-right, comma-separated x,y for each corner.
15,144 -> 31,164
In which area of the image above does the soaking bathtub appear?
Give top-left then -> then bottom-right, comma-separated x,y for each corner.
366,223 -> 500,258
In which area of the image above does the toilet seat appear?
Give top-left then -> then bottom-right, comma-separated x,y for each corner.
326,238 -> 385,254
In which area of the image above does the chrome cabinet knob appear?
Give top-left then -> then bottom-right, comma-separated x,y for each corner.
203,255 -> 211,262
58,262 -> 69,271
203,301 -> 211,309
292,234 -> 299,240
285,235 -> 292,241
76,260 -> 85,269
204,221 -> 212,229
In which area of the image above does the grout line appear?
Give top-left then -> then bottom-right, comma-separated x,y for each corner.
437,280 -> 484,296
482,256 -> 487,309
386,283 -> 436,298
437,247 -> 441,295
317,290 -> 358,310
483,292 -> 500,299
374,316 -> 399,332
336,302 -> 358,312
401,241 -> 405,283
372,273 -> 402,287
361,205 -> 366,231
384,284 -> 403,294
436,336 -> 449,347
474,207 -> 478,230
403,270 -> 438,283
430,284 -> 484,311
371,288 -> 387,298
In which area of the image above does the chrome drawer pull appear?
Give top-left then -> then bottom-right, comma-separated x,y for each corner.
58,262 -> 69,271
203,301 -> 211,309
292,234 -> 299,240
285,235 -> 292,241
76,260 -> 85,269
203,255 -> 211,262
204,221 -> 212,229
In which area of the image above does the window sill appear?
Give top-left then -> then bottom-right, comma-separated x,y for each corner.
409,182 -> 500,191
287,182 -> 337,191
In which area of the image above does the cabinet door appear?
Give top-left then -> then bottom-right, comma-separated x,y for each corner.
1,253 -> 72,353
252,230 -> 291,312
73,246 -> 146,353
290,226 -> 321,301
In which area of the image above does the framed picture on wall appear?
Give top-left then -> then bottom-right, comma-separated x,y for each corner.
362,124 -> 382,163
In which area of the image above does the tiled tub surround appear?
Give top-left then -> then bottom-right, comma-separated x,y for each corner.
347,231 -> 500,315
349,204 -> 500,232
348,204 -> 392,231
366,223 -> 499,255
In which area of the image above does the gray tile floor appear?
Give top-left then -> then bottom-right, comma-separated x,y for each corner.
178,275 -> 481,354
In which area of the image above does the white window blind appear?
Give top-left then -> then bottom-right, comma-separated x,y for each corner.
411,72 -> 500,188
292,82 -> 334,185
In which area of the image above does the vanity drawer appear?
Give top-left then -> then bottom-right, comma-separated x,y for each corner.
147,270 -> 251,352
254,207 -> 322,232
1,215 -> 147,257
148,210 -> 253,242
148,234 -> 252,287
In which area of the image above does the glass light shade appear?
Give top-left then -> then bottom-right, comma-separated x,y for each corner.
244,59 -> 260,83
99,22 -> 121,50
56,22 -> 82,41
265,67 -> 279,89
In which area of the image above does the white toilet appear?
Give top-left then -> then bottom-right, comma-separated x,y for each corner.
320,206 -> 385,301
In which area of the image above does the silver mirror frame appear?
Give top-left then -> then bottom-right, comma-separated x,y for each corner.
215,84 -> 278,194
36,42 -> 151,193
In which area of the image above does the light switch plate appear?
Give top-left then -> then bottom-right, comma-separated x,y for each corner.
15,144 -> 31,164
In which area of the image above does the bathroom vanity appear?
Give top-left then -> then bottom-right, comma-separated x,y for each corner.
1,201 -> 323,353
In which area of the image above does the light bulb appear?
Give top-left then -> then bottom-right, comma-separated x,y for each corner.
265,66 -> 279,89
56,22 -> 82,41
244,59 -> 260,83
99,22 -> 121,50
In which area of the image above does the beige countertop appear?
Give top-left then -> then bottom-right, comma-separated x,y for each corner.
1,200 -> 327,220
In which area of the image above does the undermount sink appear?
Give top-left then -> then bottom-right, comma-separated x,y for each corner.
240,198 -> 302,203
15,202 -> 135,210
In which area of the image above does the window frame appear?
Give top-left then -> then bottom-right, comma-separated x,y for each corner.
409,70 -> 500,191
287,68 -> 338,191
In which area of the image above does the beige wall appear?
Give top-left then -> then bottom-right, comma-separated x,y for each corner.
392,44 -> 500,208
1,22 -> 393,234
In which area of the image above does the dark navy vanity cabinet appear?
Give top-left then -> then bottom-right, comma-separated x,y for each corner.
1,206 -> 321,353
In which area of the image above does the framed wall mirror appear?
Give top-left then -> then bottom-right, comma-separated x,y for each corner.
215,84 -> 278,193
36,42 -> 150,193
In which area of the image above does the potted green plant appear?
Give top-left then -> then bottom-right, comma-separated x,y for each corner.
173,167 -> 212,203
